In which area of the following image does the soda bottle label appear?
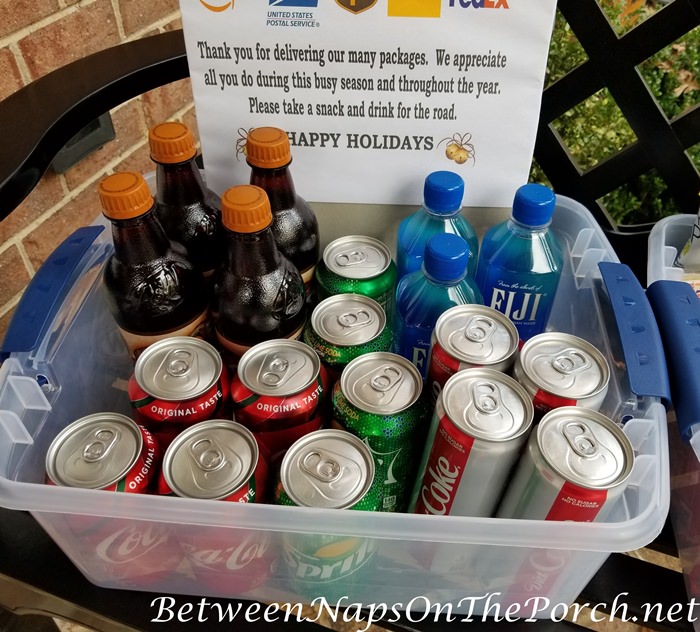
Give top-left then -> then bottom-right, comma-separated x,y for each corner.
119,310 -> 210,361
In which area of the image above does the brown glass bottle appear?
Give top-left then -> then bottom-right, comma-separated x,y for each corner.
246,127 -> 319,293
213,185 -> 306,360
149,121 -> 222,277
99,171 -> 210,360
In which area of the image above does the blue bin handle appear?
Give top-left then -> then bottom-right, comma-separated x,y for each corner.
0,225 -> 104,360
646,279 -> 700,442
598,261 -> 671,407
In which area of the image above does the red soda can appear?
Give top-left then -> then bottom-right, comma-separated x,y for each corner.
231,339 -> 329,462
427,305 -> 519,404
129,337 -> 230,447
409,368 -> 533,518
496,406 -> 634,521
159,419 -> 274,594
45,412 -> 161,493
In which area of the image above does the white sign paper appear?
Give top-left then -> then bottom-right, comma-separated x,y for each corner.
179,0 -> 556,207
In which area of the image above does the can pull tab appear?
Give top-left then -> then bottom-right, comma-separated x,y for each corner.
300,450 -> 342,483
471,381 -> 501,415
190,438 -> 226,472
552,349 -> 591,375
335,248 -> 368,268
82,427 -> 120,463
337,308 -> 373,332
165,348 -> 195,378
563,422 -> 598,457
259,352 -> 305,389
370,365 -> 403,393
464,316 -> 497,344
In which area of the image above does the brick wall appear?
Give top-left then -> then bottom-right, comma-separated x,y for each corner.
0,0 -> 196,343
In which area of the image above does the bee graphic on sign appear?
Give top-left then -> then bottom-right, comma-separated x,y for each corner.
235,128 -> 253,160
438,132 -> 476,165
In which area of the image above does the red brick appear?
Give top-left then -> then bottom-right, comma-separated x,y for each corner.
63,101 -> 147,190
23,186 -> 102,269
118,0 -> 180,37
0,0 -> 58,39
0,48 -> 24,101
18,3 -> 120,81
142,79 -> 194,129
0,246 -> 31,304
116,144 -> 155,176
0,172 -> 65,243
0,306 -> 18,347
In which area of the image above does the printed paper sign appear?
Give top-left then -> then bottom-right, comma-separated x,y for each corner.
179,0 -> 557,207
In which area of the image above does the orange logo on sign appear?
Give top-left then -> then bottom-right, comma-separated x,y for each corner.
200,0 -> 234,11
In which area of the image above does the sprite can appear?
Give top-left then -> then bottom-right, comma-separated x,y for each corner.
314,235 -> 397,318
331,352 -> 429,512
303,293 -> 393,384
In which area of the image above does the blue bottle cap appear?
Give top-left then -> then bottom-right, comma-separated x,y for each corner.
424,171 -> 465,214
424,233 -> 470,282
511,183 -> 556,227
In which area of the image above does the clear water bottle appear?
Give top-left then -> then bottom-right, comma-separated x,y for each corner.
396,171 -> 479,282
394,233 -> 483,378
475,183 -> 563,342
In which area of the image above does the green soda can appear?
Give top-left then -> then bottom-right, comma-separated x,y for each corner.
314,235 -> 397,319
331,352 -> 430,513
303,293 -> 393,384
273,428 -> 381,510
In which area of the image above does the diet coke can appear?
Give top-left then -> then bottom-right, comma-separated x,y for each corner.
231,339 -> 329,462
409,368 -> 533,518
496,406 -> 634,521
46,412 -> 161,493
427,305 -> 520,404
513,332 -> 610,418
129,337 -> 230,447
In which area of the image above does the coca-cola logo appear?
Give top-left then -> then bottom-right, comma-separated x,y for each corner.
184,533 -> 270,571
419,456 -> 460,515
95,524 -> 170,564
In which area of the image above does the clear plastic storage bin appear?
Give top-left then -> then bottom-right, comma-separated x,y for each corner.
0,195 -> 669,617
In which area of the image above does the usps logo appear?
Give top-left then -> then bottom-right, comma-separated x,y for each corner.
269,0 -> 318,6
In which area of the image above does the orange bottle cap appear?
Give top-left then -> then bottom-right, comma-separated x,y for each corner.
149,121 -> 197,164
221,185 -> 272,233
98,172 -> 154,220
245,127 -> 292,169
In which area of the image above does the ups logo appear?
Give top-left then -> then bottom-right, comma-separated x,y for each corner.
200,0 -> 234,11
336,0 -> 377,13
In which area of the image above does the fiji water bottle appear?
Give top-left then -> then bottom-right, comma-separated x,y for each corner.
394,233 -> 483,378
396,171 -> 479,282
475,183 -> 563,342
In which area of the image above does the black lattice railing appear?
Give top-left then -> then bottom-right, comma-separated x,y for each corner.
535,0 -> 700,240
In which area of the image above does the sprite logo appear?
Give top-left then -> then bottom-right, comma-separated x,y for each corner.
285,537 -> 376,581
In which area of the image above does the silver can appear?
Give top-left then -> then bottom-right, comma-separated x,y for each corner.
409,368 -> 534,518
513,332 -> 610,417
496,407 -> 634,521
275,429 -> 378,510
427,305 -> 520,404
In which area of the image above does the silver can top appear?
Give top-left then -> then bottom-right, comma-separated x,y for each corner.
46,412 -> 142,489
441,368 -> 533,442
341,352 -> 422,414
237,339 -> 320,396
312,294 -> 386,346
433,305 -> 519,366
162,420 -> 258,500
134,337 -> 222,401
323,235 -> 392,280
281,429 -> 374,508
518,333 -> 610,399
537,407 -> 634,489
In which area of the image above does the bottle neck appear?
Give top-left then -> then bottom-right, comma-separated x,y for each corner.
110,208 -> 173,265
155,158 -> 208,206
422,266 -> 467,286
223,224 -> 283,273
424,206 -> 460,219
508,216 -> 551,234
249,163 -> 297,209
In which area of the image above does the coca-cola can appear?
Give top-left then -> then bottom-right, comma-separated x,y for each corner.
427,305 -> 520,404
159,419 -> 269,503
231,339 -> 329,462
409,368 -> 533,518
129,337 -> 230,447
512,332 -> 610,418
496,406 -> 634,521
46,412 -> 161,493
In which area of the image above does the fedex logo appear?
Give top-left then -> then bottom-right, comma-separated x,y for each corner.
449,0 -> 509,7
